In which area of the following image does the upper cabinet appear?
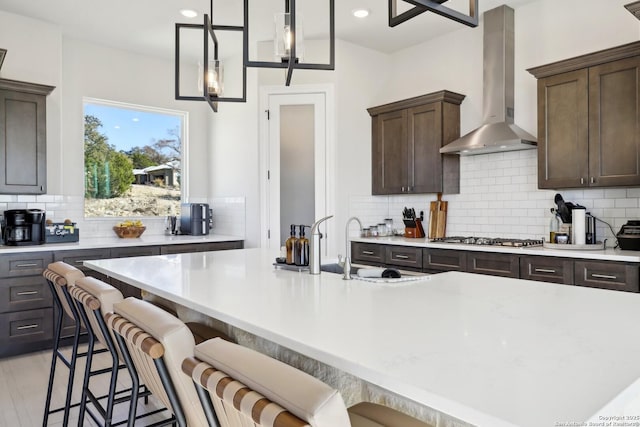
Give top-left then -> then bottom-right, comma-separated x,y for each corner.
528,41 -> 640,189
368,91 -> 465,195
0,78 -> 54,194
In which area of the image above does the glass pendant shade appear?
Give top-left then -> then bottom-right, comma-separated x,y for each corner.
274,13 -> 304,62
198,60 -> 224,96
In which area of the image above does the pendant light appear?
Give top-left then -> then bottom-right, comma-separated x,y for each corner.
175,1 -> 246,112
244,0 -> 334,86
388,0 -> 478,28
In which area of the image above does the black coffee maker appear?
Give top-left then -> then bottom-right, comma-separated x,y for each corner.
2,209 -> 46,246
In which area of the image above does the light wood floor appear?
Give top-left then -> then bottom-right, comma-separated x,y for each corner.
0,345 -> 170,426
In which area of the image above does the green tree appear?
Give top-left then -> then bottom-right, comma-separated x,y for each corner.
84,115 -> 133,198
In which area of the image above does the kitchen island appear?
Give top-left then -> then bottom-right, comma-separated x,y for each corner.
85,248 -> 640,427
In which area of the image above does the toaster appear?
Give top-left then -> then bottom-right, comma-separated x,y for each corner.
616,220 -> 640,250
180,203 -> 212,235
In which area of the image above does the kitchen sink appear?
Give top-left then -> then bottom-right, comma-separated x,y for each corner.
320,263 -> 359,275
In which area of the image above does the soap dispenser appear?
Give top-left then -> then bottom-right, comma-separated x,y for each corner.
285,225 -> 298,265
296,225 -> 310,266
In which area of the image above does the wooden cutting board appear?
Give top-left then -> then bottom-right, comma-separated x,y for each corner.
428,193 -> 447,239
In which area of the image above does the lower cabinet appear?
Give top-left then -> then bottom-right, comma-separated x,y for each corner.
466,252 -> 520,278
352,242 -> 640,292
1,239 -> 243,358
520,256 -> 574,284
574,260 -> 639,293
0,251 -> 53,358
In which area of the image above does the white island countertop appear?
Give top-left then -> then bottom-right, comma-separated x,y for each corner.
85,248 -> 640,427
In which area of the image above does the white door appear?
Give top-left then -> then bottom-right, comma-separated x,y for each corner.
260,86 -> 335,257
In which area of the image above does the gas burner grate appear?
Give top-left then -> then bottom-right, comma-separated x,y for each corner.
432,236 -> 544,247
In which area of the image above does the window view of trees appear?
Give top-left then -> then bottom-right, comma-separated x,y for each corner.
83,100 -> 185,218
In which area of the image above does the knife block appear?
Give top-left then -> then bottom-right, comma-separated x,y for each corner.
404,219 -> 425,238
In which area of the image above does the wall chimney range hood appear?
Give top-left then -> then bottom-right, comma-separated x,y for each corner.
440,5 -> 536,156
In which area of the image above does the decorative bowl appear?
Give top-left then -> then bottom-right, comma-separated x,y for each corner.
113,226 -> 146,238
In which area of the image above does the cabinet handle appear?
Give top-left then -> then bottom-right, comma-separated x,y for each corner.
592,273 -> 617,280
16,324 -> 39,330
362,250 -> 374,255
407,186 -> 413,192
401,186 -> 405,192
16,263 -> 39,268
16,291 -> 38,296
534,268 -> 556,274
580,178 -> 585,185
394,254 -> 410,259
590,177 -> 595,184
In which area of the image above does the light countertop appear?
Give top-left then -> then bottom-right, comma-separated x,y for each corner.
85,248 -> 640,427
351,236 -> 640,262
0,233 -> 243,254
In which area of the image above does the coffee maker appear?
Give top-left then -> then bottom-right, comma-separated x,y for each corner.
2,209 -> 46,246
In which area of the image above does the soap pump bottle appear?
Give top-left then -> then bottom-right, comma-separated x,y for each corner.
285,225 -> 298,265
296,225 -> 310,266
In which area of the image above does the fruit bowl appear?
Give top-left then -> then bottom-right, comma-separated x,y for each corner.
113,225 -> 147,239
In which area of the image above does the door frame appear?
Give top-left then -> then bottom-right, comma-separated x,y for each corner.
259,84 -> 336,256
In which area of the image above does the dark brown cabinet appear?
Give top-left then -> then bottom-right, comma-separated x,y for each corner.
466,252 -> 520,278
160,241 -> 243,254
351,242 -> 385,265
529,41 -> 640,189
423,248 -> 466,273
0,251 -> 53,357
368,91 -> 464,195
574,260 -> 639,293
0,78 -> 54,194
385,246 -> 422,270
520,256 -> 574,284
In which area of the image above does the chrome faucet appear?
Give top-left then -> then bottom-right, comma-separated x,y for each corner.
342,216 -> 362,280
309,215 -> 333,275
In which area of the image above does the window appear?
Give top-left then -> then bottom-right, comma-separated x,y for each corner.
83,98 -> 187,218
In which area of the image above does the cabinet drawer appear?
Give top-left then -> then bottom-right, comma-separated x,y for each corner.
351,243 -> 385,264
385,246 -> 422,269
574,261 -> 639,292
160,241 -> 243,254
467,252 -> 520,278
520,256 -> 574,284
54,248 -> 111,274
0,308 -> 54,357
0,276 -> 52,313
0,252 -> 53,278
423,248 -> 466,272
110,246 -> 161,258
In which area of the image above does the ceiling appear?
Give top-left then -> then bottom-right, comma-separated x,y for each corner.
0,0 -> 541,60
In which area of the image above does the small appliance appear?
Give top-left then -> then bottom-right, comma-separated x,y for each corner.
180,203 -> 212,235
617,221 -> 640,251
2,209 -> 46,246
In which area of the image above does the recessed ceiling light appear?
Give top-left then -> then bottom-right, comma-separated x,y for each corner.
352,9 -> 369,18
180,9 -> 198,18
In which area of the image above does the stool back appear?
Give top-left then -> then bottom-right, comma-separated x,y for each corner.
44,261 -> 85,320
105,297 -> 208,427
69,277 -> 123,351
182,338 -> 351,427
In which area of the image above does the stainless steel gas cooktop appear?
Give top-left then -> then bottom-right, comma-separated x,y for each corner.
431,236 -> 544,247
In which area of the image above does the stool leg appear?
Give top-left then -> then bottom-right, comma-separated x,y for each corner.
42,295 -> 64,427
77,321 -> 96,426
62,313 -> 82,426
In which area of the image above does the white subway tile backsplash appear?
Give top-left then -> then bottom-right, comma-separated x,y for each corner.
349,151 -> 640,243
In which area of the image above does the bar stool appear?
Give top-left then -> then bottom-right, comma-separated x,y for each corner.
42,261 -> 91,427
183,337 -> 436,427
105,297 -> 216,427
69,276 -> 162,426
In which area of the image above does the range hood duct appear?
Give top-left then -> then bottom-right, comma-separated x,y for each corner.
440,5 -> 536,155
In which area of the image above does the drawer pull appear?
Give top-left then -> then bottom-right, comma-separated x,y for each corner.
16,324 -> 39,330
16,263 -> 39,268
394,255 -> 410,259
362,251 -> 375,255
16,291 -> 39,296
592,273 -> 617,280
534,268 -> 556,274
